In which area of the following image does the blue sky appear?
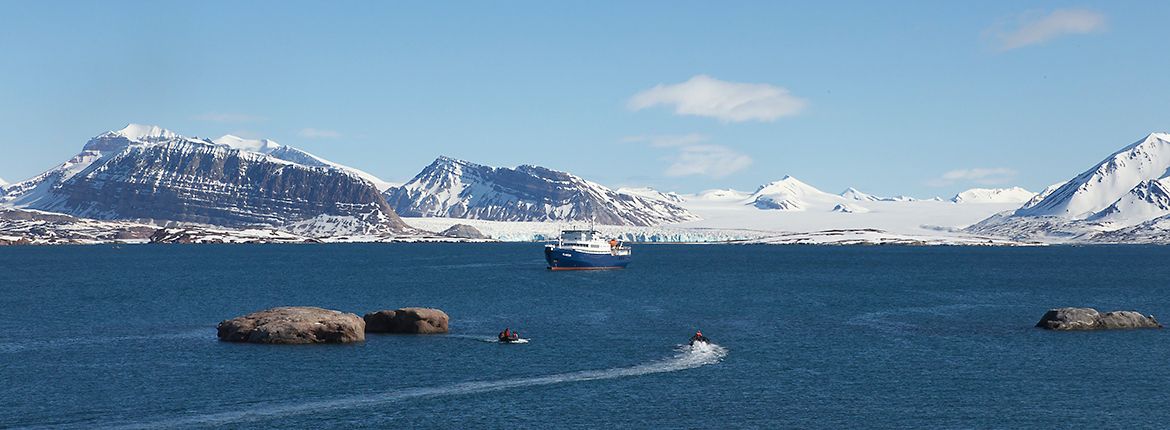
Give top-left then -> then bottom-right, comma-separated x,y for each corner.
1,1 -> 1167,198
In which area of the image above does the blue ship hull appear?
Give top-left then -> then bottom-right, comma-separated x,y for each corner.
544,246 -> 631,270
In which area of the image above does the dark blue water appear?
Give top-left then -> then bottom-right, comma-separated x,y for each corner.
2,244 -> 1168,428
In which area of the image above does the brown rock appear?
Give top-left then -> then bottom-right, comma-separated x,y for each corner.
364,308 -> 449,334
217,306 -> 365,344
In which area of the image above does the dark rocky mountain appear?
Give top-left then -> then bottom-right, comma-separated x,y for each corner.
2,125 -> 409,235
384,156 -> 698,226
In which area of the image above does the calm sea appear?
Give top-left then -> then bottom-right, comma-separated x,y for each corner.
1,244 -> 1167,428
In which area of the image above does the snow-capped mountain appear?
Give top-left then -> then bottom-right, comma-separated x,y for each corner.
384,156 -> 698,226
1017,132 -> 1170,219
694,188 -> 751,201
950,187 -> 1035,204
831,203 -> 870,213
967,132 -> 1170,242
616,187 -> 685,203
747,176 -> 846,211
2,124 -> 409,235
839,187 -> 926,202
840,187 -> 882,202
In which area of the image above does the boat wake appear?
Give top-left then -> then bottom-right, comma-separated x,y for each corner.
0,329 -> 207,354
108,342 -> 727,429
479,337 -> 529,344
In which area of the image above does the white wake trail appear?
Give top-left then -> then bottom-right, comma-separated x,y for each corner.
111,343 -> 727,429
0,329 -> 207,354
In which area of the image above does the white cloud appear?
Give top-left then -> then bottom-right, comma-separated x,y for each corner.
193,113 -> 264,123
298,128 -> 342,139
625,134 -> 753,178
989,9 -> 1107,51
628,75 -> 807,123
928,168 -> 1017,187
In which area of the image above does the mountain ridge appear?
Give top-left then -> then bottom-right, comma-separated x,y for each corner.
384,156 -> 698,226
2,125 -> 410,235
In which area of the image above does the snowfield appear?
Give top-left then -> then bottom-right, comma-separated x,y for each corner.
401,189 -> 1028,245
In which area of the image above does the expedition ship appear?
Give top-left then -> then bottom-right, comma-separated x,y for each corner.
544,229 -> 631,270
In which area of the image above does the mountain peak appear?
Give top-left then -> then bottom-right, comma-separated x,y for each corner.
1016,132 -> 1170,218
431,155 -> 478,168
754,176 -> 824,197
840,187 -> 881,201
113,124 -> 180,143
951,187 -> 1035,204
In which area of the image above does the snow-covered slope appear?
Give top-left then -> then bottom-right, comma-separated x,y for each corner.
840,187 -> 882,202
747,176 -> 843,211
1088,179 -> 1170,227
831,203 -> 870,213
2,124 -> 410,235
617,187 -> 685,203
694,188 -> 751,201
384,156 -> 698,226
951,187 -> 1036,204
1017,132 -> 1170,218
211,135 -> 394,191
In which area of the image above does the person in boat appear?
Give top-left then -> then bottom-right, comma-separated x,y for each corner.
689,330 -> 708,345
609,238 -> 618,248
499,328 -> 520,342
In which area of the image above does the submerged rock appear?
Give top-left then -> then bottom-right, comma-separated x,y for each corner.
364,308 -> 449,334
439,224 -> 489,239
1035,307 -> 1162,331
217,306 -> 365,344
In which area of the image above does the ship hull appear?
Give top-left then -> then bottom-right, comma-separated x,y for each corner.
544,246 -> 631,270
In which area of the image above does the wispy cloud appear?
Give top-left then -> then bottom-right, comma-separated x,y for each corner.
928,168 -> 1017,187
298,128 -> 342,139
988,9 -> 1107,51
628,75 -> 806,123
192,112 -> 265,123
624,134 -> 752,178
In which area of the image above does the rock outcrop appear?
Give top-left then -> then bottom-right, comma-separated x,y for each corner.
0,208 -> 157,245
439,224 -> 489,239
1035,307 -> 1162,331
364,308 -> 449,334
217,307 -> 366,344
